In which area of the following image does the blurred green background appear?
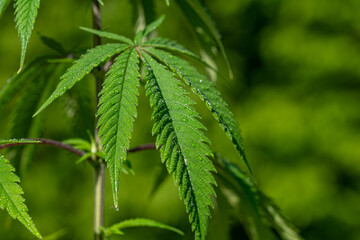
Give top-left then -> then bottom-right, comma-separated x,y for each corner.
1,0 -> 360,239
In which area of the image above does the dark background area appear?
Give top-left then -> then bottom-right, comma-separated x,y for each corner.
1,0 -> 360,239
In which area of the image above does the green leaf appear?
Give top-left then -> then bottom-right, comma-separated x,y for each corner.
80,27 -> 133,45
174,0 -> 233,79
260,194 -> 304,240
38,32 -> 67,55
34,43 -> 129,117
41,228 -> 67,240
75,153 -> 92,164
0,139 -> 41,145
143,38 -> 222,78
215,154 -> 275,240
0,0 -> 11,17
103,218 -> 184,237
62,138 -> 91,152
130,0 -> 156,41
15,0 -> 41,69
144,53 -> 216,240
145,48 -> 251,173
142,15 -> 165,38
143,37 -> 199,59
165,0 -> 170,6
97,49 -> 140,208
0,56 -> 49,112
11,64 -> 57,174
65,78 -> 95,139
10,63 -> 54,140
135,15 -> 165,44
0,155 -> 41,238
149,165 -> 168,196
215,154 -> 303,240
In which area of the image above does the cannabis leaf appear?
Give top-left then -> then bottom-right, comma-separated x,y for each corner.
15,0 -> 41,69
0,0 -> 10,17
145,48 -> 251,173
34,44 -> 129,116
144,53 -> 216,240
174,0 -> 233,79
0,155 -> 41,238
143,37 -> 199,59
97,49 -> 140,207
215,154 -> 303,240
0,56 -> 48,111
134,15 -> 165,44
102,218 -> 184,237
10,63 -> 58,174
80,27 -> 133,45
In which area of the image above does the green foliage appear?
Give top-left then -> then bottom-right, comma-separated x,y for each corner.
80,27 -> 133,45
0,155 -> 41,238
0,0 -> 10,17
97,49 -> 140,207
15,0 -> 41,68
34,44 -> 129,116
173,0 -> 233,79
144,53 -> 216,240
145,48 -> 250,173
0,1 -> 310,239
215,154 -> 302,240
37,33 -> 67,55
102,218 -> 184,237
143,37 -> 199,59
134,14 -> 165,44
0,57 -> 49,111
10,64 -> 57,173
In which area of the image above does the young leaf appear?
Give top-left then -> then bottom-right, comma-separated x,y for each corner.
97,49 -> 140,207
62,138 -> 92,152
102,218 -> 184,237
79,27 -> 133,45
15,0 -> 41,69
135,15 -> 165,44
144,53 -> 216,240
145,48 -> 251,173
174,0 -> 233,79
142,15 -> 165,38
0,0 -> 11,17
130,0 -> 156,41
34,44 -> 129,117
0,155 -> 41,238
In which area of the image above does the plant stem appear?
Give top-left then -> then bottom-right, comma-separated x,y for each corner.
0,138 -> 85,156
92,1 -> 105,240
94,161 -> 105,240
